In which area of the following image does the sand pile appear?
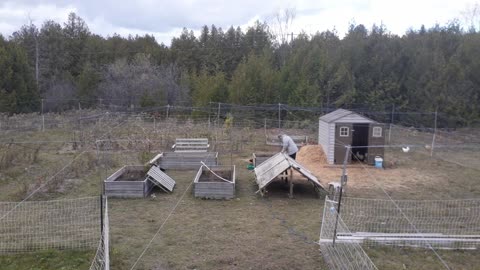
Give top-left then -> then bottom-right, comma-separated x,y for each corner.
297,145 -> 327,166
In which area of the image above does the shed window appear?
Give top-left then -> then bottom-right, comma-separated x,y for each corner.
373,127 -> 382,137
339,126 -> 349,137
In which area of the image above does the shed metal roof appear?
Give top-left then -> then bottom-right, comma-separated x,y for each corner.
319,109 -> 375,123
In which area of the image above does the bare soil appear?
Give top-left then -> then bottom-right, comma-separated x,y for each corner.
116,170 -> 146,182
198,170 -> 232,182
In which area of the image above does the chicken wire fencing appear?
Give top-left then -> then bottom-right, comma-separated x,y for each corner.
0,196 -> 101,253
321,197 -> 480,251
338,197 -> 480,250
319,199 -> 378,270
90,196 -> 110,270
387,124 -> 480,170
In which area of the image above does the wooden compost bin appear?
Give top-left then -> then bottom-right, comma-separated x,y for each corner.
194,165 -> 235,199
104,165 -> 153,198
157,152 -> 218,170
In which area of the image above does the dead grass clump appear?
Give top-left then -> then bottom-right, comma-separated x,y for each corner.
0,144 -> 42,170
70,152 -> 97,178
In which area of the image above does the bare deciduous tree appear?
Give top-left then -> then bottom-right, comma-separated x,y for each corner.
270,7 -> 296,45
100,54 -> 190,108
461,2 -> 480,31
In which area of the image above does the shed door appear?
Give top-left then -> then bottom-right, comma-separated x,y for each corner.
367,124 -> 385,165
334,123 -> 353,164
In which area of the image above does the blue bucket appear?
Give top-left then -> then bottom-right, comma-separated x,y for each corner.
374,156 -> 383,168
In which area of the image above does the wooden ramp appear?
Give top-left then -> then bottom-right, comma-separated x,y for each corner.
254,152 -> 326,192
146,166 -> 176,192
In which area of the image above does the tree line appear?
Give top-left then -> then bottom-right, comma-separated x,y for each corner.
0,12 -> 479,126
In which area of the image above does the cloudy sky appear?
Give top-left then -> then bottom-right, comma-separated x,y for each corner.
0,0 -> 476,45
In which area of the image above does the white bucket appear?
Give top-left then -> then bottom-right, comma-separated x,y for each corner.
374,156 -> 383,168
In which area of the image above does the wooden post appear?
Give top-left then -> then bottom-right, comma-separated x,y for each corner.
217,102 -> 221,127
431,108 -> 438,157
41,99 -> 45,132
264,118 -> 267,135
388,104 -> 395,144
166,104 -> 170,119
288,169 -> 294,199
333,145 -> 350,246
278,103 -> 281,129
100,195 -> 104,235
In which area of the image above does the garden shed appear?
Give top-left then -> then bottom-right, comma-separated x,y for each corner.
318,109 -> 385,165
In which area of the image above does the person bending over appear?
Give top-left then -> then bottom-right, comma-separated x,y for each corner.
278,134 -> 298,160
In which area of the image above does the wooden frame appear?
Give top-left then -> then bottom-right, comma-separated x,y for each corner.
156,152 -> 218,170
104,165 -> 153,198
193,165 -> 236,199
172,138 -> 209,152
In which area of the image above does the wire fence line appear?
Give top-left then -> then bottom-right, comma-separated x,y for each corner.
338,197 -> 480,250
319,199 -> 378,270
0,196 -> 101,254
388,124 -> 480,170
2,102 -> 471,134
320,197 -> 480,269
90,196 -> 110,270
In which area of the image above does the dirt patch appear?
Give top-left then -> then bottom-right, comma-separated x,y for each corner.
116,170 -> 145,181
199,170 -> 232,182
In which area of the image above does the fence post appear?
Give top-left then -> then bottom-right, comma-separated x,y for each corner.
431,108 -> 438,157
100,194 -> 104,235
388,104 -> 395,144
41,99 -> 45,132
217,102 -> 221,128
278,103 -> 281,129
166,104 -> 170,119
264,118 -> 267,136
332,145 -> 350,246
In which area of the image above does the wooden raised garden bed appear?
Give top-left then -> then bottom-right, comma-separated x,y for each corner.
104,165 -> 153,198
193,165 -> 235,199
153,152 -> 218,170
252,152 -> 275,167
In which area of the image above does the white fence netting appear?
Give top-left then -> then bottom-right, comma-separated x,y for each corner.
0,196 -> 101,253
319,199 -> 378,270
90,197 -> 109,270
339,197 -> 480,249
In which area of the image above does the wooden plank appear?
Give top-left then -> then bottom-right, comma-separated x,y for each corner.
148,153 -> 163,166
146,166 -> 176,192
105,166 -> 126,182
173,138 -> 209,152
287,157 -> 326,191
159,152 -> 218,170
254,153 -> 291,189
193,165 -> 236,199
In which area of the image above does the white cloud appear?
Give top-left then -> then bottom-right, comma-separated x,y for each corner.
0,0 -> 476,44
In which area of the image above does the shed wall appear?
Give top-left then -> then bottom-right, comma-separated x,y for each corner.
318,120 -> 330,163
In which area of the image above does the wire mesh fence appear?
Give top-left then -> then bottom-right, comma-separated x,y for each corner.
388,124 -> 480,170
0,196 -> 101,253
90,196 -> 110,270
319,199 -> 378,270
336,197 -> 480,249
